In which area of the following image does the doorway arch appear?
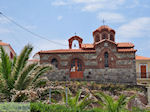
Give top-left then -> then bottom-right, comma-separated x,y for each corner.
70,58 -> 83,78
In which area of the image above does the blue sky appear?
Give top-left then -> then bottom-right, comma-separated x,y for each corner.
0,0 -> 150,57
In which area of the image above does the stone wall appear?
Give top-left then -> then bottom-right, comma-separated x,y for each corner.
40,41 -> 136,85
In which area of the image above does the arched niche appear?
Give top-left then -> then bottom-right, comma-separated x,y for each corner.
95,34 -> 100,42
51,58 -> 58,68
102,32 -> 108,40
68,36 -> 83,49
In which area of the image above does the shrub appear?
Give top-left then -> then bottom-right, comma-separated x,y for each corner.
30,102 -> 92,112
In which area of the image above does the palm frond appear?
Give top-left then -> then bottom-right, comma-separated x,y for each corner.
95,92 -> 114,111
15,63 -> 37,90
12,44 -> 33,81
11,55 -> 17,70
0,46 -> 12,80
31,65 -> 52,83
78,94 -> 92,110
116,95 -> 127,112
0,47 -> 13,89
74,90 -> 81,106
20,76 -> 33,90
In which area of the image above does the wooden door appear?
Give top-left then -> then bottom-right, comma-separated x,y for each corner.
141,65 -> 147,78
70,59 -> 83,79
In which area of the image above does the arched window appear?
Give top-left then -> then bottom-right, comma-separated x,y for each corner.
72,40 -> 79,49
51,58 -> 58,68
110,34 -> 114,41
102,33 -> 107,39
104,52 -> 109,67
95,35 -> 100,42
70,58 -> 82,72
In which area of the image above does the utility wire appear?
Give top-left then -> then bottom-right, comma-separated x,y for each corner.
0,12 -> 67,46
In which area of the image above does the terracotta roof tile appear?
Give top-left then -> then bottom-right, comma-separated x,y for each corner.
136,56 -> 150,60
81,44 -> 94,48
95,39 -> 116,45
0,42 -> 9,46
39,49 -> 96,54
117,43 -> 134,47
96,25 -> 114,31
118,48 -> 137,52
93,25 -> 115,34
0,42 -> 16,55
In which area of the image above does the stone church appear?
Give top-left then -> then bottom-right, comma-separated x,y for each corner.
37,25 -> 137,84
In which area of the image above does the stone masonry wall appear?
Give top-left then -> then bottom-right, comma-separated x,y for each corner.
40,41 -> 136,85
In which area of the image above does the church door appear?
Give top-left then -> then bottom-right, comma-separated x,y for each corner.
70,59 -> 83,78
140,65 -> 147,78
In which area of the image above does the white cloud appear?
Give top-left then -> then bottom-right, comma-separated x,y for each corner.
51,0 -> 145,12
51,0 -> 126,12
51,0 -> 68,6
126,0 -> 139,8
82,4 -> 103,12
82,0 -> 126,12
57,16 -> 63,21
0,27 -> 12,34
73,0 -> 100,3
97,12 -> 125,23
117,17 -> 150,40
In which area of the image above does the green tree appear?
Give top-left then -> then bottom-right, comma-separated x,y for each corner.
0,45 -> 52,101
62,89 -> 92,111
95,92 -> 135,112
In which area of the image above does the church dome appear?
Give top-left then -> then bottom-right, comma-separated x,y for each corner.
93,25 -> 115,43
93,25 -> 115,34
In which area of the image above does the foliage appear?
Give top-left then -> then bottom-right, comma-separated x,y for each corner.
95,92 -> 135,112
131,107 -> 150,112
30,102 -> 92,112
0,45 -> 52,101
62,89 -> 93,111
30,102 -> 150,112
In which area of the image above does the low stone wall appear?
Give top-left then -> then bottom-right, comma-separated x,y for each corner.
45,68 -> 136,85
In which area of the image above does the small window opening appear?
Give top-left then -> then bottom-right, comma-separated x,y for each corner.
104,52 -> 109,67
51,58 -> 58,68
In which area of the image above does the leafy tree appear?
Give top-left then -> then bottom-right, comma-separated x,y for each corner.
0,45 -> 52,101
95,92 -> 135,112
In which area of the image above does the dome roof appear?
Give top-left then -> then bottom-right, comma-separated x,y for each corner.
93,25 -> 115,35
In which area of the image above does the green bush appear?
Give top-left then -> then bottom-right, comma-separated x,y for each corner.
30,102 -> 92,112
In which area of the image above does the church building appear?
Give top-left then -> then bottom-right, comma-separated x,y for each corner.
37,25 -> 137,84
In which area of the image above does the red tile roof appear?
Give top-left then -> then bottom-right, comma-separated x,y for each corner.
136,56 -> 150,60
0,41 -> 16,55
95,39 -> 116,45
118,48 -> 137,52
39,49 -> 96,54
93,25 -> 115,34
0,42 -> 9,46
117,43 -> 134,47
97,25 -> 114,31
81,44 -> 94,48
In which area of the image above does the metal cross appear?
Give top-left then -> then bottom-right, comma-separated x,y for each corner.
102,19 -> 105,25
74,32 -> 77,36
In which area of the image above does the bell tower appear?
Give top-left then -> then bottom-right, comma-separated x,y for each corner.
68,36 -> 83,49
